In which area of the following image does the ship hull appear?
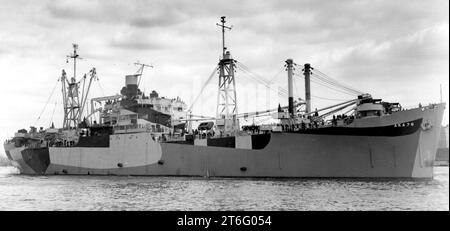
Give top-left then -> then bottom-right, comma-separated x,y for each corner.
4,103 -> 445,178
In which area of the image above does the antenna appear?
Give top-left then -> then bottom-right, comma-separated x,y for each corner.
66,43 -> 83,81
216,16 -> 232,57
134,61 -> 154,87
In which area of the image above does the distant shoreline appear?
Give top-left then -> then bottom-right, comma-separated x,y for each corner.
0,156 -> 12,166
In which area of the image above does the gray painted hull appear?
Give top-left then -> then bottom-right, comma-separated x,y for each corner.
4,103 -> 446,178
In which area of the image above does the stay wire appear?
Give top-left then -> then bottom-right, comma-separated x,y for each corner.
237,65 -> 288,97
49,101 -> 58,127
189,65 -> 219,111
310,77 -> 358,96
292,70 -> 355,96
236,62 -> 289,96
34,78 -> 60,126
312,72 -> 361,95
294,67 -> 361,95
312,68 -> 364,94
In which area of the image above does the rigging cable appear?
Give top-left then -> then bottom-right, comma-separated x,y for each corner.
34,78 -> 60,126
311,95 -> 353,101
312,73 -> 360,95
237,66 -> 288,98
235,62 -> 289,97
293,70 -> 301,100
293,66 -> 362,96
49,101 -> 58,127
188,65 -> 219,111
313,68 -> 361,92
250,62 -> 297,97
268,67 -> 287,97
312,68 -> 364,95
242,67 -> 287,97
268,67 -> 285,83
291,68 -> 351,101
293,69 -> 358,96
237,62 -> 282,88
310,76 -> 358,96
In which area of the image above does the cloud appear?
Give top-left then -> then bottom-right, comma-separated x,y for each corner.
235,0 -> 448,46
329,23 -> 449,77
127,6 -> 188,28
46,0 -> 188,28
110,37 -> 165,50
46,0 -> 126,23
0,48 -> 8,56
108,29 -> 176,51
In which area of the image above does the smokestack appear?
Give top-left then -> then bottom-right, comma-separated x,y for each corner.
286,59 -> 294,116
124,74 -> 139,97
304,63 -> 311,114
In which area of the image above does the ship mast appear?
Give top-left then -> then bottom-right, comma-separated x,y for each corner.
61,44 -> 82,129
215,16 -> 239,135
61,44 -> 96,130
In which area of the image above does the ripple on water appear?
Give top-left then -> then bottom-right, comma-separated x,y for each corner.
0,166 -> 448,210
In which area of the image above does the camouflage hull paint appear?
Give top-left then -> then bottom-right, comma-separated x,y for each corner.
44,131 -> 420,177
21,147 -> 50,174
5,103 -> 446,178
3,143 -> 36,174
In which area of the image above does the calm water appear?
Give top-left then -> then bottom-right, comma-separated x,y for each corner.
0,166 -> 448,211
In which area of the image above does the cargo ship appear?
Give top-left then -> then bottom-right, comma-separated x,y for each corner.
3,17 -> 446,178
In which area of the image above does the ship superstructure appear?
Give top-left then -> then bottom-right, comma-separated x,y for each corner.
3,17 -> 446,178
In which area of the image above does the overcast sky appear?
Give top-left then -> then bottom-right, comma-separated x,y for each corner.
0,0 -> 448,153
